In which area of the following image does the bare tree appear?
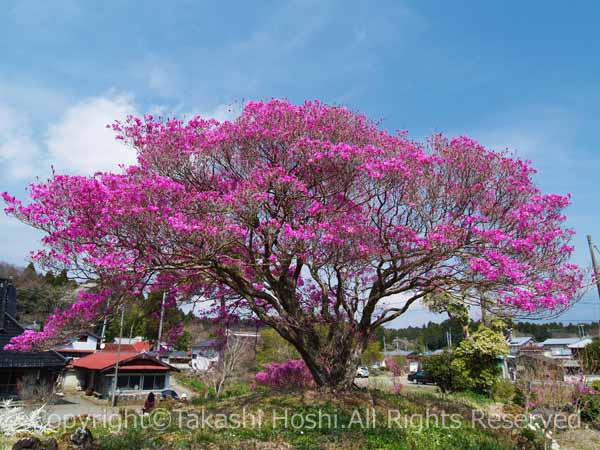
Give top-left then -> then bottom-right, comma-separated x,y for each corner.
17,372 -> 57,405
204,337 -> 250,398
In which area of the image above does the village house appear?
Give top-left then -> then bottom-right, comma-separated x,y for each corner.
71,349 -> 177,399
153,350 -> 192,370
0,278 -> 67,398
191,338 -> 221,371
539,337 -> 591,359
54,331 -> 100,359
508,336 -> 535,355
61,339 -> 154,392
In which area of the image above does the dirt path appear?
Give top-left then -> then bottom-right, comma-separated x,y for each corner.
169,377 -> 198,399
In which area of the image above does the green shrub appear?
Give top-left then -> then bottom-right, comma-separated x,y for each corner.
491,379 -> 515,403
187,379 -> 206,392
513,386 -> 526,407
579,381 -> 600,423
451,327 -> 508,395
422,328 -> 508,397
421,351 -> 462,392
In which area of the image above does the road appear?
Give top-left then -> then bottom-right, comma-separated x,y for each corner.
355,374 -> 436,391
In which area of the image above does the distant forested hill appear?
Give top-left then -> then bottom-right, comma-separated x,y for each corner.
377,318 -> 594,352
0,262 -> 78,325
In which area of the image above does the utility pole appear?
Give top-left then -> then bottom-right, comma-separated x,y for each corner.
111,305 -> 125,407
100,297 -> 112,347
587,235 -> 600,337
156,291 -> 167,351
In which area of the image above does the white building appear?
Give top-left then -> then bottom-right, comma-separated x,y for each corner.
539,337 -> 591,359
190,339 -> 221,371
55,332 -> 100,359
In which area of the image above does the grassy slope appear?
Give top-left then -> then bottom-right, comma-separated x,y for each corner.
86,389 -> 533,450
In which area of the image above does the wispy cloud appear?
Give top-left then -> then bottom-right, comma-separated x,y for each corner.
45,93 -> 138,174
0,102 -> 43,182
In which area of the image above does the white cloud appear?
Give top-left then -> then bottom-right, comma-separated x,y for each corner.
0,135 -> 41,181
464,106 -> 581,162
0,102 -> 43,182
0,215 -> 44,266
200,103 -> 240,122
182,102 -> 242,123
0,103 -> 18,136
45,94 -> 138,174
130,57 -> 182,98
1,92 -> 242,185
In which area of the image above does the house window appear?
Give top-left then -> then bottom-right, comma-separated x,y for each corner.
108,374 -> 166,391
117,375 -> 130,389
154,375 -> 165,390
129,375 -> 141,390
142,375 -> 154,390
114,375 -> 143,390
142,375 -> 165,390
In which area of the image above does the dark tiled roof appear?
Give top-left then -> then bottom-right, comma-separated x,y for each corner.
0,314 -> 67,369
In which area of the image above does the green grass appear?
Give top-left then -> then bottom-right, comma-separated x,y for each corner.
5,387 -> 539,450
80,389 -> 533,450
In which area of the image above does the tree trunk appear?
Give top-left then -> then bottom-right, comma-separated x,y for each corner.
292,330 -> 367,391
263,307 -> 369,392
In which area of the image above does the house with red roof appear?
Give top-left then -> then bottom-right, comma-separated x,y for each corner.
72,350 -> 176,399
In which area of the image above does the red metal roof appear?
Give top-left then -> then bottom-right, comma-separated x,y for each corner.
102,344 -> 138,352
72,351 -> 175,372
118,365 -> 170,371
101,341 -> 152,352
73,352 -> 139,370
133,341 -> 152,352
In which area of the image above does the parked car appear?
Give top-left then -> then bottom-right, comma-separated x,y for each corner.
161,389 -> 180,400
356,366 -> 370,378
407,370 -> 433,384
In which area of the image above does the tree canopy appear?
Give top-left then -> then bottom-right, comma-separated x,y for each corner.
2,99 -> 583,389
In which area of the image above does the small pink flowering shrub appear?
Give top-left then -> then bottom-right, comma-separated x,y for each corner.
385,359 -> 403,378
255,359 -> 315,390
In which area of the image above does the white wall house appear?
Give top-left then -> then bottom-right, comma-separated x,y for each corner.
539,338 -> 591,359
191,339 -> 221,372
55,332 -> 99,358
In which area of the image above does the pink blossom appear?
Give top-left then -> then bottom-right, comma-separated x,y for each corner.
1,99 -> 584,352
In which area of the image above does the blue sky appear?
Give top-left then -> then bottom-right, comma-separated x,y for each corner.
1,0 -> 599,326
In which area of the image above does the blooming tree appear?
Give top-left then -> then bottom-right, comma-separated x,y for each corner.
2,99 -> 583,390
